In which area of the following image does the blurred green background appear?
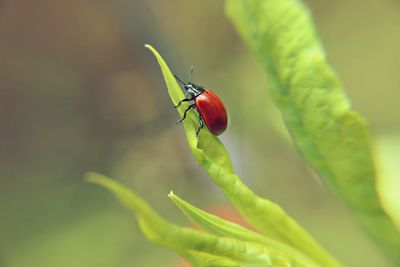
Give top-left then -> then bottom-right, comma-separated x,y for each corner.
1,0 -> 399,266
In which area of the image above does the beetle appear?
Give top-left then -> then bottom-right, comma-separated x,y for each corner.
174,69 -> 228,136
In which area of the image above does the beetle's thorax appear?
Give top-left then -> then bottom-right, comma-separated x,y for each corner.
185,83 -> 204,97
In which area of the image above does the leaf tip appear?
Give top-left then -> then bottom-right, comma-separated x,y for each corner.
144,43 -> 156,54
168,190 -> 175,198
83,172 -> 112,189
84,171 -> 99,183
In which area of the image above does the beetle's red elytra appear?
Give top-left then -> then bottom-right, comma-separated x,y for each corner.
194,90 -> 227,135
174,69 -> 228,136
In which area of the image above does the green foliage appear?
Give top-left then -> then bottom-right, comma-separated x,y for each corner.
85,43 -> 344,266
87,173 -> 316,267
169,192 -> 320,267
375,135 -> 400,229
87,1 -> 400,265
145,44 -> 340,267
225,0 -> 400,263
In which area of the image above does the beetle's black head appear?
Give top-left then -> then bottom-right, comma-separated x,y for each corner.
185,82 -> 204,95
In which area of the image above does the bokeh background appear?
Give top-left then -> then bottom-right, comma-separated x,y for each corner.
1,0 -> 399,266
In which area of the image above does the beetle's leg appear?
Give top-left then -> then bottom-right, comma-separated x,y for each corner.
174,97 -> 192,108
177,104 -> 195,124
196,115 -> 204,136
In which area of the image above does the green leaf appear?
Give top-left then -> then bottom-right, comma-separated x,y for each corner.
145,44 -> 234,172
169,191 -> 320,267
188,251 -> 243,267
145,45 -> 341,267
85,173 -> 186,252
225,0 -> 400,263
375,134 -> 400,230
86,173 -> 305,267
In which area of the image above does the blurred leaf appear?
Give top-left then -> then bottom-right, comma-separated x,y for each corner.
169,191 -> 320,267
225,0 -> 400,263
86,172 -> 307,266
375,134 -> 400,230
145,44 -> 341,267
187,251 -> 242,267
85,173 -> 188,254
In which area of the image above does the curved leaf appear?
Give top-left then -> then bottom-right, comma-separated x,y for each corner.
145,45 -> 341,267
144,44 -> 234,172
86,173 -> 299,266
169,191 -> 320,267
225,0 -> 400,263
188,251 -> 243,267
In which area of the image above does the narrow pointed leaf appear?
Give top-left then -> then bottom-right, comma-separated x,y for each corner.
146,45 -> 341,267
169,191 -> 320,267
85,173 -> 189,253
86,173 -> 300,266
145,44 -> 234,171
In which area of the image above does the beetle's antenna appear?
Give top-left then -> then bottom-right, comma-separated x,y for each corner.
174,74 -> 186,86
189,66 -> 194,83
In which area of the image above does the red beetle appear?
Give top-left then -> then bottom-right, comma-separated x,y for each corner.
174,69 -> 228,136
